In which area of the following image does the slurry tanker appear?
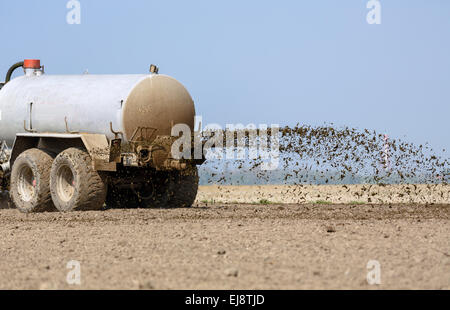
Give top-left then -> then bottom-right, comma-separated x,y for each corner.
0,60 -> 203,212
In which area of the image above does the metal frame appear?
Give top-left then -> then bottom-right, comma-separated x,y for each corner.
10,133 -> 116,172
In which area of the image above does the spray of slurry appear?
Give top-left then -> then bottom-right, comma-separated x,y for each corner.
199,124 -> 449,185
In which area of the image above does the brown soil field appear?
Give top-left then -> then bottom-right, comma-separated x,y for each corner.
196,184 -> 450,204
0,192 -> 449,289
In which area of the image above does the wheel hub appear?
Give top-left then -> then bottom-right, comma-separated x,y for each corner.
17,166 -> 35,202
56,165 -> 75,202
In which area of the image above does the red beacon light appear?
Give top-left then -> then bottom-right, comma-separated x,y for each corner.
23,59 -> 44,76
23,59 -> 41,69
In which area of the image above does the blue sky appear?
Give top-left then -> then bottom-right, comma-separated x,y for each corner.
1,0 -> 449,155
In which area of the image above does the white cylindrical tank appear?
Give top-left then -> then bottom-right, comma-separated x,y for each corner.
0,69 -> 195,146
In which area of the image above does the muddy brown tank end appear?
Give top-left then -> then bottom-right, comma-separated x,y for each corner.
122,75 -> 195,143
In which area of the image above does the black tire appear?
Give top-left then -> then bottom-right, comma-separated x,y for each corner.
10,148 -> 55,213
105,188 -> 140,209
0,191 -> 12,209
106,177 -> 170,209
105,166 -> 199,209
135,174 -> 172,209
166,166 -> 199,208
50,148 -> 107,212
140,166 -> 199,208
